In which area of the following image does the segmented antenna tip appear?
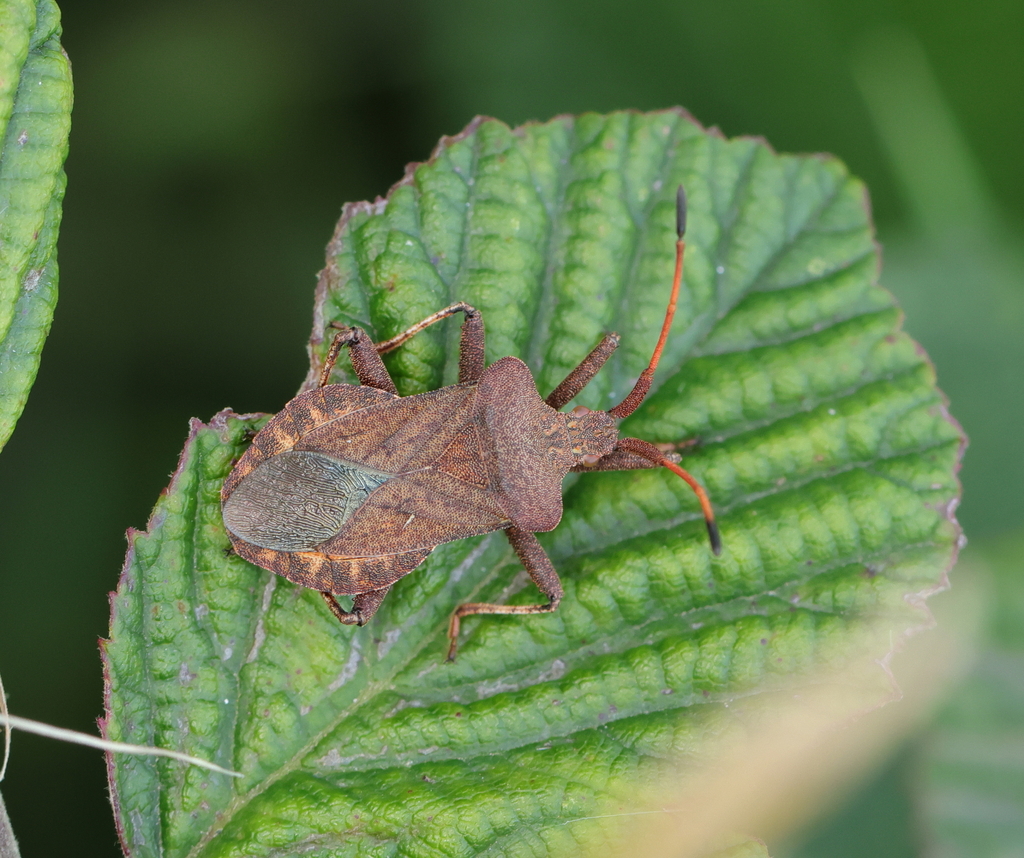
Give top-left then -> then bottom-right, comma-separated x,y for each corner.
707,519 -> 722,556
676,185 -> 687,238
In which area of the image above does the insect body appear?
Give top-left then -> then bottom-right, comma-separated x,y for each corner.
222,187 -> 720,659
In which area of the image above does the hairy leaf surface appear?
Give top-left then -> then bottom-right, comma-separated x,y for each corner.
0,0 -> 71,452
103,111 -> 964,857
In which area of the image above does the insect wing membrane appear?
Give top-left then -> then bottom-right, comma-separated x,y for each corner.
223,450 -> 390,551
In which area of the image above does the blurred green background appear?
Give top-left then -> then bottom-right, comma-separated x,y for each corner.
1,0 -> 1021,855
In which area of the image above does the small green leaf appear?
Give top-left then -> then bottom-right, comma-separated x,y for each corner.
0,0 -> 72,452
103,111 -> 964,857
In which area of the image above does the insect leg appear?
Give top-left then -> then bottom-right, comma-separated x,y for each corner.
374,302 -> 485,383
446,527 -> 564,661
320,586 -> 392,626
545,333 -> 620,409
320,326 -> 398,393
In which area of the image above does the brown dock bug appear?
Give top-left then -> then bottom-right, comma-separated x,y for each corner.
222,186 -> 720,659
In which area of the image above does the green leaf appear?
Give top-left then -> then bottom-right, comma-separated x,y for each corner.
102,111 -> 964,857
0,0 -> 72,453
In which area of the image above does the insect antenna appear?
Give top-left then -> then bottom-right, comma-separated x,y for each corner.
662,457 -> 722,556
615,436 -> 722,556
608,184 -> 687,420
